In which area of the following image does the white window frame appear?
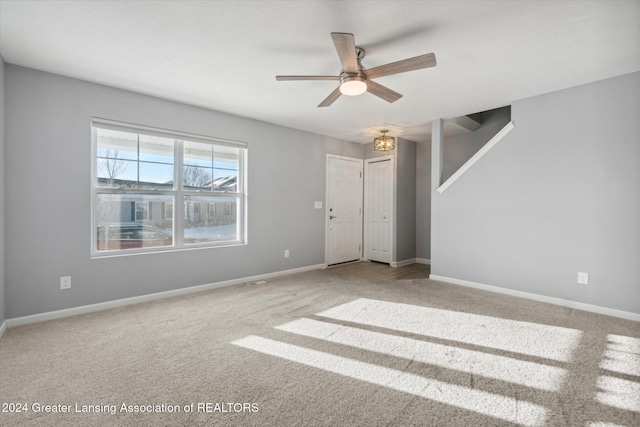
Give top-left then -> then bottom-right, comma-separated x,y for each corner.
91,118 -> 248,257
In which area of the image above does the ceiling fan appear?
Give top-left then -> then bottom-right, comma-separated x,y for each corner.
276,32 -> 437,107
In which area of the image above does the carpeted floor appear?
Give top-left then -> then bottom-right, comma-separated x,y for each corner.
0,267 -> 638,426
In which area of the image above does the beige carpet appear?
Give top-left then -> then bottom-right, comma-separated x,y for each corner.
1,269 -> 638,426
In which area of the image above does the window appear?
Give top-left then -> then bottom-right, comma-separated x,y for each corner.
92,119 -> 247,255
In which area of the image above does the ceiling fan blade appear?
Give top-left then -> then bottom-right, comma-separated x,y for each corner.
366,79 -> 402,103
276,75 -> 340,81
318,86 -> 342,108
331,32 -> 359,73
365,53 -> 436,80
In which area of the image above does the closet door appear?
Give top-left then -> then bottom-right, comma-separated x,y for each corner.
365,158 -> 392,264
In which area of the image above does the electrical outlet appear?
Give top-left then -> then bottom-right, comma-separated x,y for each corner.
577,272 -> 589,285
60,276 -> 71,290
284,249 -> 290,258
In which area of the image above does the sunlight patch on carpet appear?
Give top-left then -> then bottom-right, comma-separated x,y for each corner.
596,334 -> 640,413
595,375 -> 640,412
316,298 -> 582,362
599,334 -> 640,376
275,318 -> 567,391
232,335 -> 547,426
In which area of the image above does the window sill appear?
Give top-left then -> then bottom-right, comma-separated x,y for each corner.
90,241 -> 247,259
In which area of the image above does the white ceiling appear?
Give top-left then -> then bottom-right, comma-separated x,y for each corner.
1,1 -> 639,144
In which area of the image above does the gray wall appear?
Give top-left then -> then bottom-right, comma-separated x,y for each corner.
4,65 -> 363,318
442,107 -> 511,182
0,56 -> 5,326
395,139 -> 416,262
431,71 -> 640,314
415,139 -> 431,261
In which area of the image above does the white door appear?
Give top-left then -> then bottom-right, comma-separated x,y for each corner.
365,158 -> 392,264
326,155 -> 363,265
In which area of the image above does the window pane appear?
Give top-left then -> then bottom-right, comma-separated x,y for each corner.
97,158 -> 137,188
183,195 -> 239,244
184,141 -> 213,168
96,194 -> 174,252
213,145 -> 239,170
96,129 -> 137,188
139,134 -> 174,189
212,146 -> 239,192
212,170 -> 238,192
139,162 -> 174,188
96,129 -> 138,160
183,166 -> 212,190
138,134 -> 175,164
183,141 -> 213,190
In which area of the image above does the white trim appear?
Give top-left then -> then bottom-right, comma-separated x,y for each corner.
429,274 -> 640,322
391,258 -> 416,268
5,264 -> 325,328
436,121 -> 515,194
0,320 -> 7,339
415,258 -> 431,265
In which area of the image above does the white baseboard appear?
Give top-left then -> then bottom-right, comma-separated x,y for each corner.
5,264 -> 325,329
415,258 -> 431,265
391,258 -> 416,268
429,274 -> 640,322
0,320 -> 6,339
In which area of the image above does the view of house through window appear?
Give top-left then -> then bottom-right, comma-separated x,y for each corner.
92,120 -> 246,254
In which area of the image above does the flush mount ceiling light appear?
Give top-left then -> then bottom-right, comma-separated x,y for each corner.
339,74 -> 367,96
374,129 -> 395,151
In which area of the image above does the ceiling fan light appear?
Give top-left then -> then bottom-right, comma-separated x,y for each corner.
340,76 -> 367,96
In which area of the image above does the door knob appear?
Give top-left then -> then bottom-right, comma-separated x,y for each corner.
329,215 -> 337,219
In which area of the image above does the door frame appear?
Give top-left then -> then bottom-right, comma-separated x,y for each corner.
325,154 -> 364,267
364,155 -> 395,265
